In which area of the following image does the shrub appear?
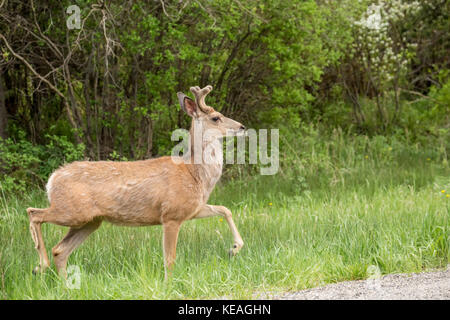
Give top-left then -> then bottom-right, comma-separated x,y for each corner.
0,132 -> 84,195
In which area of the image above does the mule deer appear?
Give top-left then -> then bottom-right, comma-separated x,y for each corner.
27,85 -> 245,278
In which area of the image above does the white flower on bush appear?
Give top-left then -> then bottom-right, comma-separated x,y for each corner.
351,0 -> 424,87
355,4 -> 383,30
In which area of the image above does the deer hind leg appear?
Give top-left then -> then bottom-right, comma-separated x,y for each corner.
27,208 -> 50,274
162,220 -> 182,280
52,219 -> 102,278
194,205 -> 244,257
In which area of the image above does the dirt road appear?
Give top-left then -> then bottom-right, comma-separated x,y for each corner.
269,266 -> 450,300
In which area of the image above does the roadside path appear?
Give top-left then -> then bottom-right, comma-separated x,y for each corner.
268,266 -> 450,300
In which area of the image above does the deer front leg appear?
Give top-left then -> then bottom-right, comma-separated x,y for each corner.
195,205 -> 244,256
162,220 -> 182,279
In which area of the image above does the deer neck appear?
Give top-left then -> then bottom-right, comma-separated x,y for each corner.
186,122 -> 223,202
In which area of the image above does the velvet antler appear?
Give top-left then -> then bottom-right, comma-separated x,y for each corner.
190,85 -> 214,114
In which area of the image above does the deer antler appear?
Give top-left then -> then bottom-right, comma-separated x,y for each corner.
190,85 -> 214,114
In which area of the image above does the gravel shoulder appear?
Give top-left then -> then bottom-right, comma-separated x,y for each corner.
264,265 -> 450,300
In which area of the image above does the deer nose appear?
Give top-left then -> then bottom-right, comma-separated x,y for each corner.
240,125 -> 246,130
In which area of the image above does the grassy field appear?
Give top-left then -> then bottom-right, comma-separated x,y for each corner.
0,132 -> 449,299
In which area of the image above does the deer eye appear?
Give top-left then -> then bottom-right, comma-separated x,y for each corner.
211,116 -> 220,122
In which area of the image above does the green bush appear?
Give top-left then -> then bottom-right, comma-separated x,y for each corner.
0,132 -> 84,194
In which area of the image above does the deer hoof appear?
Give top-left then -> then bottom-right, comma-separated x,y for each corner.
228,244 -> 240,257
32,263 -> 48,275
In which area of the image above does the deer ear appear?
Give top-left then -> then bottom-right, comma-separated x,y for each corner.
177,92 -> 197,117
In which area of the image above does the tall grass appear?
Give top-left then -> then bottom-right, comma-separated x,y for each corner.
0,128 -> 448,299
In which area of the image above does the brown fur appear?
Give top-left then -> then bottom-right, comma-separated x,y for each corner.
27,85 -> 245,278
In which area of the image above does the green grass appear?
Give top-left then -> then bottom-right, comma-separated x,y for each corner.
0,132 -> 449,299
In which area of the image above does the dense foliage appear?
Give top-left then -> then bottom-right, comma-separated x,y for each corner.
0,0 -> 448,193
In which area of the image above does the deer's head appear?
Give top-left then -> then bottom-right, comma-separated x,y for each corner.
177,85 -> 245,142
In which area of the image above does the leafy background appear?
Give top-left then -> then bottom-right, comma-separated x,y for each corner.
0,0 -> 448,193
